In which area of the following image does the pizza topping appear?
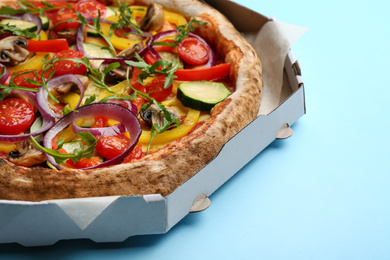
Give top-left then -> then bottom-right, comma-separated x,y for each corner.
177,81 -> 231,112
54,75 -> 89,95
140,103 -> 178,128
53,50 -> 87,76
0,13 -> 42,35
177,37 -> 210,65
26,39 -> 69,53
75,0 -> 107,19
37,74 -> 85,119
138,3 -> 164,32
8,138 -> 46,167
0,97 -> 34,135
36,103 -> 141,170
0,36 -> 29,66
0,64 -> 10,84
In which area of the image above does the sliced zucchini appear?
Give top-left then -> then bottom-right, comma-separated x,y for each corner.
177,81 -> 231,112
40,16 -> 50,30
82,42 -> 114,68
105,6 -> 116,18
159,52 -> 184,69
82,42 -> 113,58
0,16 -> 49,32
80,116 -> 96,128
61,141 -> 83,154
86,27 -> 101,37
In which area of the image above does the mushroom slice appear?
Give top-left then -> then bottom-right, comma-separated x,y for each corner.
117,42 -> 143,59
8,139 -> 46,167
99,43 -> 143,84
0,36 -> 29,67
56,29 -> 78,46
140,104 -> 178,128
99,62 -> 133,84
54,75 -> 90,95
139,3 -> 165,32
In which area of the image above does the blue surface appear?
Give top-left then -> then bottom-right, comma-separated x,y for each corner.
1,0 -> 390,259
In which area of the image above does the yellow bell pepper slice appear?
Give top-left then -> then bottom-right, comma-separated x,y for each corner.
7,53 -> 47,74
129,6 -> 187,27
98,80 -> 132,100
139,108 -> 200,145
101,23 -> 141,51
30,30 -> 48,41
0,141 -> 17,153
163,10 -> 187,27
61,92 -> 81,110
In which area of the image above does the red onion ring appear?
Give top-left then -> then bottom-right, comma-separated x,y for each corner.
0,90 -> 55,142
107,99 -> 138,115
43,103 -> 142,170
0,32 -> 15,40
71,99 -> 137,144
72,121 -> 126,137
37,74 -> 85,119
0,64 -> 10,84
0,13 -> 42,34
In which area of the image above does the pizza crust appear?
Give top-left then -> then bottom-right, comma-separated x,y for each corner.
0,0 -> 262,201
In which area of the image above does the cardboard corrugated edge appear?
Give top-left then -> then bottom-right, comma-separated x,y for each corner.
0,0 -> 306,246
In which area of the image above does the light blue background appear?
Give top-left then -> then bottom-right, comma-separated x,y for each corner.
1,0 -> 390,259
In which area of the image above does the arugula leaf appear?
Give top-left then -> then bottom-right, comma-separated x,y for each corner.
30,136 -> 79,165
152,17 -> 208,47
0,23 -> 39,39
29,132 -> 99,165
0,0 -> 70,15
83,95 -> 98,106
75,9 -> 117,56
62,104 -> 73,116
141,100 -> 180,154
110,3 -> 143,36
99,94 -> 135,103
125,53 -> 179,90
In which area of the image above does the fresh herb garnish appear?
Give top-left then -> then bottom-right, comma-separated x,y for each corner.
125,52 -> 179,90
0,0 -> 71,16
141,100 -> 180,154
109,3 -> 143,37
0,23 -> 39,39
152,17 -> 208,48
29,131 -> 99,165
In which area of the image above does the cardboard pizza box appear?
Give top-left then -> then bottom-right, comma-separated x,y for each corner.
0,0 -> 308,246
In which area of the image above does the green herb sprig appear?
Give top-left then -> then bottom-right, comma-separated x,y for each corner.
0,0 -> 70,15
0,23 -> 39,39
152,17 -> 208,48
29,132 -> 99,165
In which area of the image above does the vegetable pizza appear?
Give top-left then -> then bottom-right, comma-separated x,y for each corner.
0,0 -> 262,201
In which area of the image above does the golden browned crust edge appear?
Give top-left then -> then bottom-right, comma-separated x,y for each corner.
0,0 -> 263,201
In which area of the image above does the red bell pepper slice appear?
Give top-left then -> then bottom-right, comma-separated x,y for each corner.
27,39 -> 69,53
174,63 -> 231,81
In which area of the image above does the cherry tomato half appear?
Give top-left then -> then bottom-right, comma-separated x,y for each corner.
95,134 -> 130,160
123,145 -> 144,163
76,0 -> 107,19
53,50 -> 87,76
145,76 -> 173,102
13,69 -> 52,89
73,157 -> 102,169
53,7 -> 79,31
92,116 -> 108,128
0,98 -> 35,135
177,37 -> 210,65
